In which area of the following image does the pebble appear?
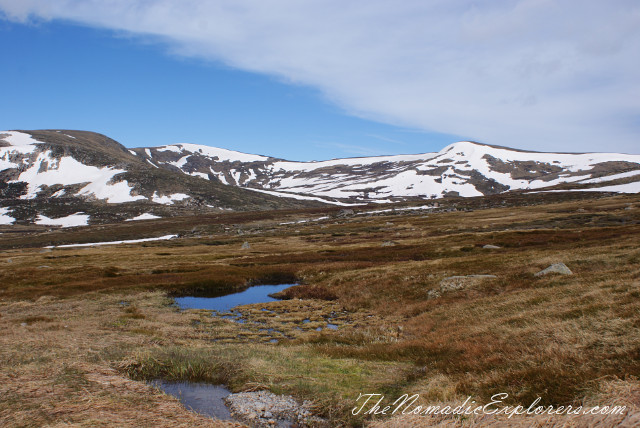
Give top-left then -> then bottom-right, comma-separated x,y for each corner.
225,390 -> 327,427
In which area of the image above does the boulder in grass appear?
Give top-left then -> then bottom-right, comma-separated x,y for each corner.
241,241 -> 251,249
482,244 -> 501,249
534,263 -> 573,277
336,209 -> 355,218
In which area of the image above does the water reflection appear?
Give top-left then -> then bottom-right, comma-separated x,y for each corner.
175,284 -> 293,312
151,380 -> 232,420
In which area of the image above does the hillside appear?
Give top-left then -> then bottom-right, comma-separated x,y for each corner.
1,129 -> 639,227
138,140 -> 640,202
0,130 -> 323,227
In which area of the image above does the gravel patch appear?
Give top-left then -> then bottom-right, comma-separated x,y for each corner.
225,390 -> 327,427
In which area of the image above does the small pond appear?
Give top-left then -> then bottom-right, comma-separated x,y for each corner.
151,380 -> 232,420
174,283 -> 294,312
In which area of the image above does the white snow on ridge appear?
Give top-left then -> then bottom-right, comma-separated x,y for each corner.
151,192 -> 190,204
440,142 -> 640,170
146,140 -> 640,202
158,143 -> 269,162
279,142 -> 640,198
44,234 -> 178,248
126,213 -> 162,221
36,212 -> 89,228
397,141 -> 640,195
0,207 -> 14,225
12,151 -> 145,203
156,145 -> 182,153
271,152 -> 439,172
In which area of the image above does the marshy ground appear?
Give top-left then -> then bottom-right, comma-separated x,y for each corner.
1,192 -> 639,426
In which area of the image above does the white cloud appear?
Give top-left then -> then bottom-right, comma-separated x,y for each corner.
1,0 -> 639,152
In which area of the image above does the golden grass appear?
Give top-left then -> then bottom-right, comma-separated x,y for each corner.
0,192 -> 639,426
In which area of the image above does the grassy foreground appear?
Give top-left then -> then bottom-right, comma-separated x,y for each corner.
0,192 -> 639,426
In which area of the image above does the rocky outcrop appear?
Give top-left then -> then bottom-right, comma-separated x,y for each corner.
535,263 -> 573,277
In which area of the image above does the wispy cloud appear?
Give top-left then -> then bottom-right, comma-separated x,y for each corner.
1,0 -> 639,152
364,134 -> 407,146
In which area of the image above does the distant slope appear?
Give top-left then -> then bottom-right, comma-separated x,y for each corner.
0,130 -> 323,226
137,140 -> 640,203
2,129 -> 639,227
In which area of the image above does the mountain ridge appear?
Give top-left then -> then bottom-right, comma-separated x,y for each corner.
1,129 -> 639,227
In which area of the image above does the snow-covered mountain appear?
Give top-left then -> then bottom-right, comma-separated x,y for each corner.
0,130 -> 320,226
135,140 -> 640,203
2,129 -> 639,226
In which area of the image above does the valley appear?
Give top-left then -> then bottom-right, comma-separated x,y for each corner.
1,191 -> 638,426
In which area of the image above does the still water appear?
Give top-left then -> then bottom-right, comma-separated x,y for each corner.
151,380 -> 232,420
174,284 -> 293,312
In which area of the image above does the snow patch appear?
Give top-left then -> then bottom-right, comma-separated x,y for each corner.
151,192 -> 190,205
36,212 -> 89,228
0,207 -> 14,225
577,170 -> 640,184
159,143 -> 269,163
125,213 -> 162,221
537,182 -> 640,194
44,234 -> 178,248
279,216 -> 330,225
189,171 -> 209,179
0,131 -> 40,153
0,131 -> 40,170
244,187 -> 360,206
13,151 -> 145,203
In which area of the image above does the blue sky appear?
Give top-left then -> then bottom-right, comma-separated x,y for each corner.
0,20 -> 458,160
1,1 -> 639,158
